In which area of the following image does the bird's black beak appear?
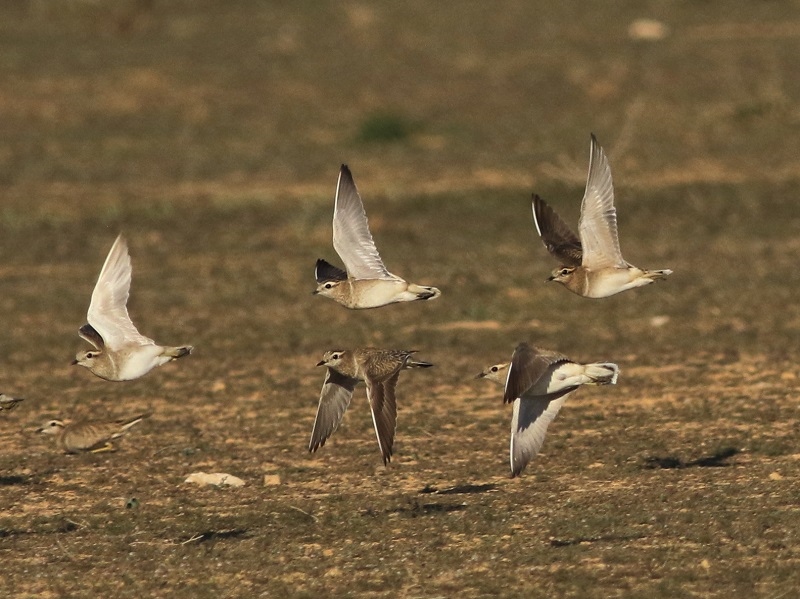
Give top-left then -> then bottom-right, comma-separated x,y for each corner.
475,372 -> 486,379
316,361 -> 326,367
545,275 -> 555,282
70,359 -> 78,365
311,290 -> 319,295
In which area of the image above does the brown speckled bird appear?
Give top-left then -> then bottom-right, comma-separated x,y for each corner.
37,413 -> 151,453
309,348 -> 433,464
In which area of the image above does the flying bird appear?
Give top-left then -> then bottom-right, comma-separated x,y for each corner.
532,134 -> 672,298
72,235 -> 193,381
313,165 -> 441,309
310,348 -> 433,464
478,342 -> 619,477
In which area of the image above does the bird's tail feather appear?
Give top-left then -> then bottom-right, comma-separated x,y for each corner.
582,362 -> 620,385
644,269 -> 672,281
407,284 -> 441,301
165,346 -> 193,360
406,360 -> 434,369
118,412 -> 152,432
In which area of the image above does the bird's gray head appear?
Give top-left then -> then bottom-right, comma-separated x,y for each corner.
72,349 -> 103,369
476,363 -> 509,384
317,350 -> 347,368
313,279 -> 344,299
37,419 -> 66,436
547,265 -> 576,284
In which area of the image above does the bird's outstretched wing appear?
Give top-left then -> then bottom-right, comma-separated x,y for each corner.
309,368 -> 359,453
365,371 -> 399,465
78,323 -> 105,350
531,195 -> 583,266
503,342 -> 570,405
314,258 -> 348,283
578,135 -> 627,270
332,165 -> 396,281
86,235 -> 154,351
510,393 -> 570,477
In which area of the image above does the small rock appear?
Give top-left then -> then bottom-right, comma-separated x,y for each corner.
650,315 -> 670,328
263,474 -> 281,486
184,472 -> 245,487
768,471 -> 783,481
780,371 -> 796,381
700,558 -> 711,570
628,19 -> 669,41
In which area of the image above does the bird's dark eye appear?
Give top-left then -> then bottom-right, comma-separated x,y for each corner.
560,269 -> 570,276
325,283 -> 333,289
491,366 -> 498,372
50,422 -> 58,427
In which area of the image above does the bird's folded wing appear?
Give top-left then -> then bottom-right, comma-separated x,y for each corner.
86,235 -> 154,351
503,343 -> 570,405
63,423 -> 114,452
309,369 -> 358,452
332,165 -> 396,281
578,135 -> 627,270
531,195 -> 583,266
510,394 -> 570,477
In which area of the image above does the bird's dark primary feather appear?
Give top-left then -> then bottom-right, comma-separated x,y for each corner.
78,323 -> 106,349
532,195 -> 583,267
315,258 -> 348,283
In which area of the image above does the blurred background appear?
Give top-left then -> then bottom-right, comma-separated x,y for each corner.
2,1 -> 799,215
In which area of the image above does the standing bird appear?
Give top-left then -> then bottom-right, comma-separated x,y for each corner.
0,394 -> 24,412
72,235 -> 193,381
313,165 -> 441,309
477,342 -> 619,477
37,413 -> 150,453
532,134 -> 672,298
309,348 -> 433,464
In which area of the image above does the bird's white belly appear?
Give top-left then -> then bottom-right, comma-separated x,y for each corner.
526,363 -> 586,396
587,268 -> 646,298
118,345 -> 166,380
350,279 -> 408,308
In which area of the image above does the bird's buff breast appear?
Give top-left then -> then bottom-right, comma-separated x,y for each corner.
346,279 -> 408,309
